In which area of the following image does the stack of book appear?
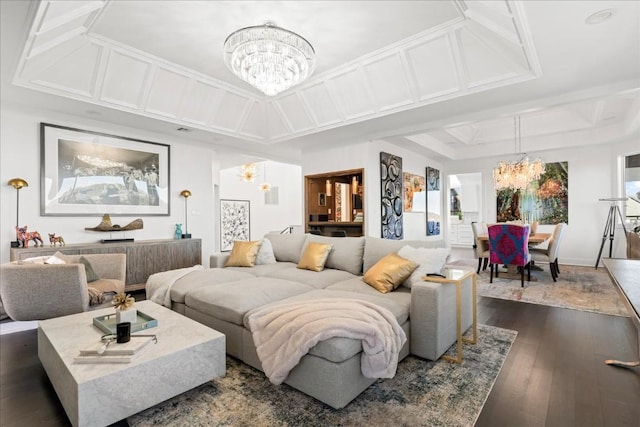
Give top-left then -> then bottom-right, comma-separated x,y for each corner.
74,336 -> 154,364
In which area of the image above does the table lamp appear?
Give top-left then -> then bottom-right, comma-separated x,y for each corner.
180,189 -> 192,238
8,178 -> 28,248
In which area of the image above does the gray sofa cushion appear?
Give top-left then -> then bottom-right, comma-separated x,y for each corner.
324,279 -> 411,320
363,237 -> 445,273
264,264 -> 357,289
185,277 -> 314,325
304,235 -> 365,275
264,233 -> 307,263
225,262 -> 295,277
170,268 -> 256,303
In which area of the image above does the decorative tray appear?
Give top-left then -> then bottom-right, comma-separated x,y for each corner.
93,311 -> 158,334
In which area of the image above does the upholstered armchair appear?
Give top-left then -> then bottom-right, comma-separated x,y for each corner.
530,223 -> 567,281
0,253 -> 126,321
471,222 -> 489,273
488,223 -> 532,287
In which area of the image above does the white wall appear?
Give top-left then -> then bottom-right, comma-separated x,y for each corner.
219,161 -> 303,242
443,137 -> 639,266
0,105 -> 218,265
301,140 -> 444,241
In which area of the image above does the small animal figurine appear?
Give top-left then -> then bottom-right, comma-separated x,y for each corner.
48,233 -> 65,247
16,226 -> 44,248
175,224 -> 182,240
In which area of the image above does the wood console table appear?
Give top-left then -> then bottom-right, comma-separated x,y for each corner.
603,258 -> 640,368
10,239 -> 201,293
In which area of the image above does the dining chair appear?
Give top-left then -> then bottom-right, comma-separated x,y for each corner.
471,222 -> 489,273
488,223 -> 532,287
530,223 -> 567,281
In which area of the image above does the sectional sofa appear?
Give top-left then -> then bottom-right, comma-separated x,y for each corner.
154,233 -> 474,409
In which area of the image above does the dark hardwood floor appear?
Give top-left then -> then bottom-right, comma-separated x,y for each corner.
1,297 -> 638,426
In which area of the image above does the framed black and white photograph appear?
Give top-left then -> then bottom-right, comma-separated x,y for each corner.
318,193 -> 326,206
40,123 -> 170,216
220,199 -> 250,251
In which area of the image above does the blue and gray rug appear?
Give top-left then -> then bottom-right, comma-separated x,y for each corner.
128,324 -> 516,426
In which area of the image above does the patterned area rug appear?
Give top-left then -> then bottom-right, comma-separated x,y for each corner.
450,259 -> 627,316
128,324 -> 516,426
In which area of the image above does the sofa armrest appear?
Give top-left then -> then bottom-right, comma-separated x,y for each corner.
210,253 -> 230,268
0,263 -> 89,320
410,277 -> 473,361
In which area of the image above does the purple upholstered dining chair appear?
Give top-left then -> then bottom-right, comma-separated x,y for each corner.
488,223 -> 532,287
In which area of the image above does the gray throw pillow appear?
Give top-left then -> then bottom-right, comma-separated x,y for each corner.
79,256 -> 99,283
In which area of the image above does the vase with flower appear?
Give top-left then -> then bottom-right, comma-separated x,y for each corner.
113,293 -> 136,324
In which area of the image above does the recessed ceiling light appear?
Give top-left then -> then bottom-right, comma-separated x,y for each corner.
585,9 -> 614,25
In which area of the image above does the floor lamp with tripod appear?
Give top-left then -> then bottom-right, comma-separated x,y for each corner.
595,197 -> 628,268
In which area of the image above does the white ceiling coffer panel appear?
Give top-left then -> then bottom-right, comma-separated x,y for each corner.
329,69 -> 376,120
405,34 -> 460,100
99,49 -> 151,109
28,1 -> 105,58
443,124 -> 479,145
210,92 -> 252,132
362,54 -> 413,112
457,27 -> 521,88
275,94 -> 315,132
299,83 -> 343,127
239,101 -> 267,140
265,102 -> 291,140
32,41 -> 102,97
465,1 -> 520,45
181,81 -> 225,126
144,67 -> 190,118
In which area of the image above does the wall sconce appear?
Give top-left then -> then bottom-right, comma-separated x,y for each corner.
352,176 -> 359,195
180,189 -> 192,239
8,178 -> 28,248
325,179 -> 332,197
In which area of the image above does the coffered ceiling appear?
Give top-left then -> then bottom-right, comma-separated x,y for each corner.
2,0 -> 639,163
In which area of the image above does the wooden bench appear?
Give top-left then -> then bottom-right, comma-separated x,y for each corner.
603,258 -> 640,368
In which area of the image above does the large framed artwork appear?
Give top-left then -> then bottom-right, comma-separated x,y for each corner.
497,161 -> 569,224
426,166 -> 441,236
220,199 -> 250,251
40,123 -> 170,216
402,172 -> 425,212
380,152 -> 403,240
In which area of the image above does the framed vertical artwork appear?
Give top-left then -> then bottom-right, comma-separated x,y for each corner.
496,162 -> 569,224
40,123 -> 170,216
220,199 -> 250,251
402,172 -> 425,212
426,166 -> 441,236
380,152 -> 403,240
318,193 -> 326,207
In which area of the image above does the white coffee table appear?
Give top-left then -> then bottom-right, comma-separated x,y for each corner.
38,300 -> 225,427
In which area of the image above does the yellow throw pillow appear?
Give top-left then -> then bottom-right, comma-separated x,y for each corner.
225,240 -> 262,267
363,253 -> 418,293
297,242 -> 332,272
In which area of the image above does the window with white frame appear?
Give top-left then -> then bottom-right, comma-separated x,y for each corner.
624,153 -> 640,223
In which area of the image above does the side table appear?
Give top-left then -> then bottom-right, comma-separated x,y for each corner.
423,268 -> 477,363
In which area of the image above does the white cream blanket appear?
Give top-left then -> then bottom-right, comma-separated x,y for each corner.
247,298 -> 407,385
146,265 -> 203,307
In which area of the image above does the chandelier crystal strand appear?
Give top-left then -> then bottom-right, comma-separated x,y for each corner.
224,22 -> 315,96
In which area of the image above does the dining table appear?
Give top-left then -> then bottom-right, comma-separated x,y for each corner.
477,232 -> 552,281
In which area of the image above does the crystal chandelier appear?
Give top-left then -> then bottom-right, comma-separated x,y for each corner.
492,117 -> 545,191
223,22 -> 316,96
